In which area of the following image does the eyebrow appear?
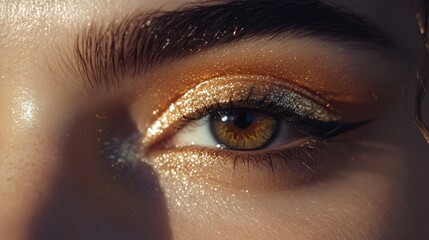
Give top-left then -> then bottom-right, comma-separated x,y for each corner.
66,0 -> 390,91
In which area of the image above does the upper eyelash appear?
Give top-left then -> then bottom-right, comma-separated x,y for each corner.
173,93 -> 353,139
142,76 -> 365,148
176,92 -> 312,126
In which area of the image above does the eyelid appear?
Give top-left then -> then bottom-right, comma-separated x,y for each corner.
146,139 -> 341,190
142,75 -> 340,148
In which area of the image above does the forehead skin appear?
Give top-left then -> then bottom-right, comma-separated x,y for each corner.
0,0 -> 427,239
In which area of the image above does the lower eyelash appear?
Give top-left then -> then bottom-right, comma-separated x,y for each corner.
154,137 -> 341,175
210,139 -> 331,172
145,137 -> 351,190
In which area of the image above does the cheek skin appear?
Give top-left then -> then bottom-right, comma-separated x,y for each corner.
149,144 -> 407,240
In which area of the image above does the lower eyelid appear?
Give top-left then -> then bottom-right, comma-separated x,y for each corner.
137,75 -> 363,190
145,139 -> 345,190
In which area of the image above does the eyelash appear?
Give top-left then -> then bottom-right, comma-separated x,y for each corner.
190,139 -> 329,170
148,138 -> 346,186
158,97 -> 370,181
173,92 -> 354,140
142,77 -> 370,184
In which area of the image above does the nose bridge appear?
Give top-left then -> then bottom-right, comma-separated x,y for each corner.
0,103 -> 173,240
0,90 -> 174,239
0,63 -> 68,238
0,131 -> 66,240
0,34 -> 172,239
29,106 -> 173,240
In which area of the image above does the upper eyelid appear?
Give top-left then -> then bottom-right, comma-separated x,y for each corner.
141,75 -> 340,148
57,0 -> 390,94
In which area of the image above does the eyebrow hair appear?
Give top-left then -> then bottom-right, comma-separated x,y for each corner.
67,0 -> 390,91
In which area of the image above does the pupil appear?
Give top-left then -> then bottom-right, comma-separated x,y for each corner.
233,110 -> 254,129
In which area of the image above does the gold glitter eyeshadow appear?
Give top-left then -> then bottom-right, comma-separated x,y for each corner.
142,75 -> 340,147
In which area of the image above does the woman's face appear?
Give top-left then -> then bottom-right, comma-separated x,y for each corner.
0,0 -> 428,239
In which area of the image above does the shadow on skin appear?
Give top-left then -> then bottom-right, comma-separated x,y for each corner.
30,105 -> 173,240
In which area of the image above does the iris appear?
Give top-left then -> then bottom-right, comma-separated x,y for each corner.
209,109 -> 279,150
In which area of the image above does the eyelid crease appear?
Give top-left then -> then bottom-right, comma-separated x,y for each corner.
141,75 -> 340,148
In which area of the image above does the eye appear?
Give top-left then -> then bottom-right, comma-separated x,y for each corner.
170,109 -> 304,150
142,75 -> 368,189
143,75 -> 345,147
143,75 -> 359,152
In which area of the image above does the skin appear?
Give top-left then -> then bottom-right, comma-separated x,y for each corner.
0,0 -> 428,239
